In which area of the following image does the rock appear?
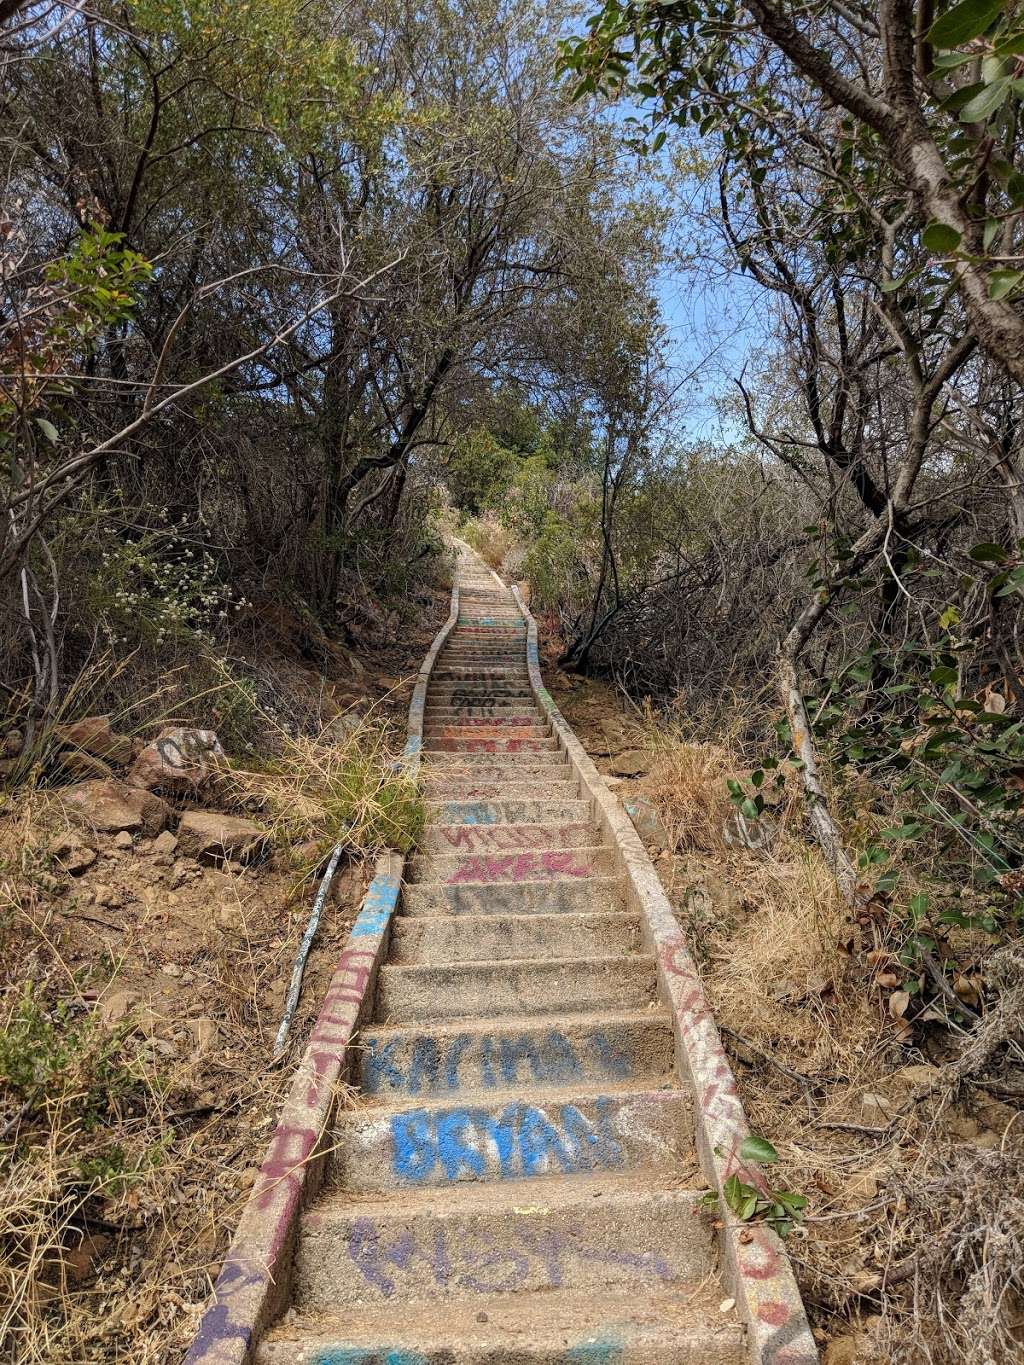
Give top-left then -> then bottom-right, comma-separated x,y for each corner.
893,1063 -> 941,1093
113,830 -> 134,851
608,749 -> 648,778
177,811 -> 268,865
623,796 -> 671,851
188,1017 -> 221,1058
598,718 -> 627,752
602,775 -> 623,789
843,1170 -> 879,1202
57,750 -> 115,781
947,1113 -> 980,1140
50,833 -> 97,875
92,884 -> 120,908
99,989 -> 139,1026
723,809 -> 778,854
823,1335 -> 865,1365
162,962 -> 182,978
327,712 -> 364,743
65,1232 -> 110,1286
152,830 -> 178,857
128,727 -> 226,794
55,716 -> 133,767
1,729 -> 24,758
63,779 -> 170,836
860,1092 -> 898,1125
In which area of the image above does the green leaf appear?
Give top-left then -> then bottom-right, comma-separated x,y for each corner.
929,664 -> 959,686
34,418 -> 59,444
933,50 -> 975,67
983,218 -> 1001,249
922,221 -> 962,253
880,272 -> 911,293
969,541 -> 1009,562
775,1190 -> 808,1213
739,797 -> 761,820
988,268 -> 1024,299
928,0 -> 1005,49
960,76 -> 1012,122
740,1134 -> 779,1165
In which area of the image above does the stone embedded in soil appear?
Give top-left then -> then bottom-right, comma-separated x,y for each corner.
99,988 -> 140,1025
55,715 -> 134,766
114,830 -> 134,850
188,1017 -> 221,1057
177,811 -> 268,864
50,833 -> 97,874
63,778 -> 171,836
57,750 -> 115,781
860,1091 -> 898,1124
623,795 -> 671,851
607,748 -> 648,777
151,830 -> 178,857
128,726 -> 226,794
722,807 -> 778,854
1,728 -> 24,758
823,1336 -> 865,1365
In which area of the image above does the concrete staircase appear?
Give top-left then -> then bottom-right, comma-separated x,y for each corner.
257,553 -> 746,1362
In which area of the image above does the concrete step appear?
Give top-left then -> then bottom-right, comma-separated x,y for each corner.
423,736 -> 559,754
426,714 -> 541,728
432,666 -> 531,680
428,683 -> 536,699
258,1289 -> 745,1362
421,756 -> 568,774
400,876 -> 624,917
442,647 -> 525,657
407,846 -> 617,884
389,909 -> 643,963
425,799 -> 591,825
440,658 -> 526,668
420,780 -> 580,801
356,1009 -> 676,1098
424,725 -> 550,741
332,1081 -> 689,1192
417,823 -> 597,854
295,1172 -> 710,1310
424,710 -> 541,724
373,954 -> 657,1023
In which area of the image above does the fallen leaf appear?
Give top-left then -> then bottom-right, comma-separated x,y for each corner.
889,990 -> 911,1019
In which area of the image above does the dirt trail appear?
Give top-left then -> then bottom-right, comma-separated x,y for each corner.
254,550 -> 757,1362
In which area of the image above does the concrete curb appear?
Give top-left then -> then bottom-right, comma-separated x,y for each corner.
509,582 -> 818,1365
182,571 -> 462,1365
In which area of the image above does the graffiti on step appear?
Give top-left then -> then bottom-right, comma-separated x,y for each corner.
350,873 -> 401,939
390,1098 -> 624,1183
363,1026 -> 633,1096
446,686 -> 530,711
434,736 -> 546,753
346,1215 -> 672,1298
432,823 -> 580,851
436,800 -> 500,824
310,1345 -> 623,1364
430,714 -> 535,727
448,850 -> 591,884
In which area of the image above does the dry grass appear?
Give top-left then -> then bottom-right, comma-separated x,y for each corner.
227,699 -> 425,878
